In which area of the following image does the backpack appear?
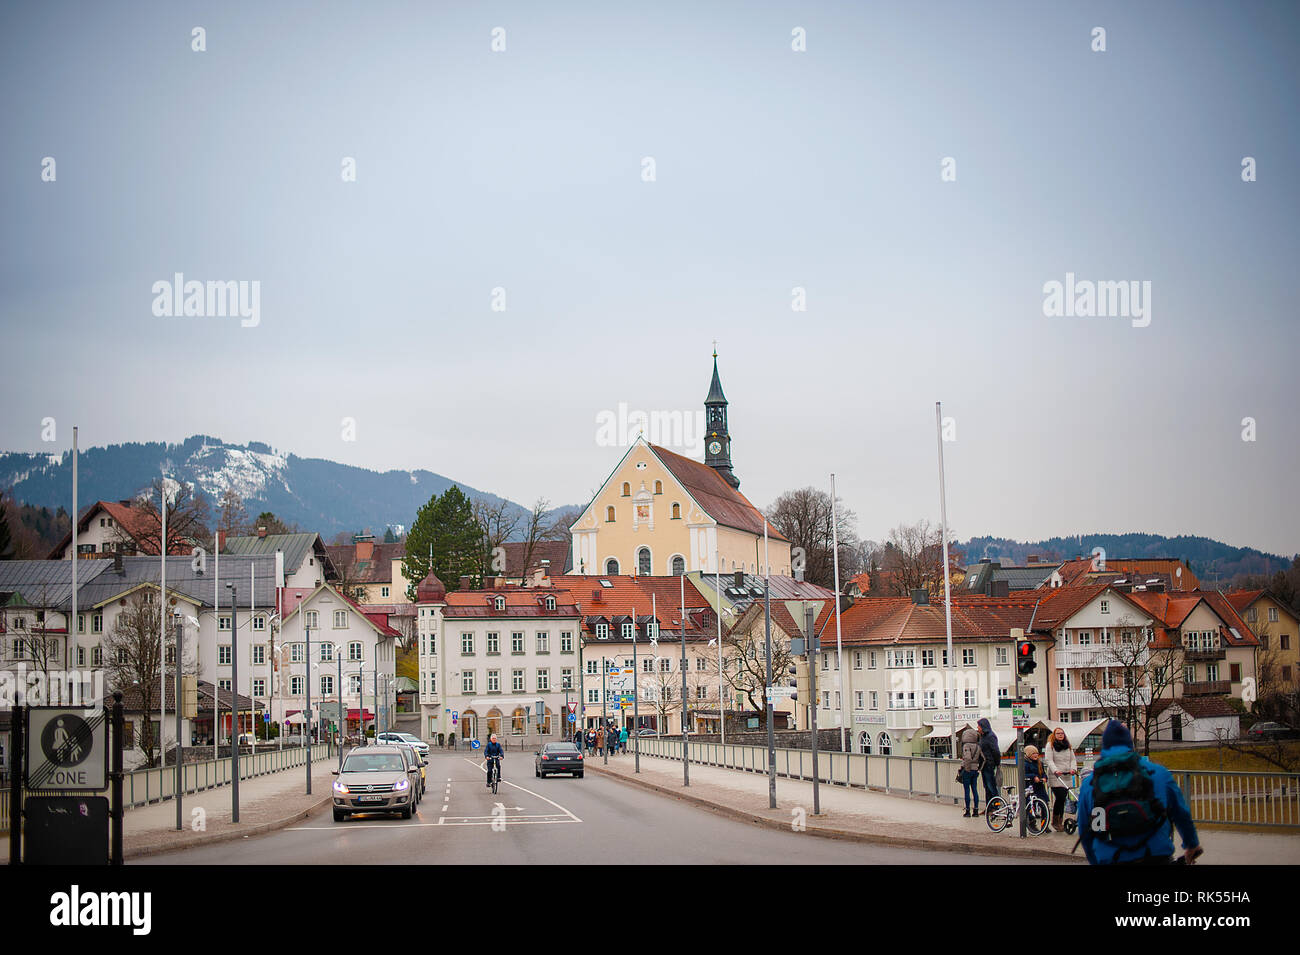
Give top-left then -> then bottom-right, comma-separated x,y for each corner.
1089,750 -> 1165,840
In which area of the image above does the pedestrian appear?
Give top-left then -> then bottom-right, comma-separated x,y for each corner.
586,728 -> 596,752
959,725 -> 982,816
573,729 -> 583,751
1045,726 -> 1078,832
1077,720 -> 1201,865
1023,744 -> 1048,806
596,725 -> 605,755
619,724 -> 628,753
976,717 -> 1001,803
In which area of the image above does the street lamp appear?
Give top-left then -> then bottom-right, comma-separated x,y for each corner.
225,582 -> 240,823
295,593 -> 313,795
311,641 -> 347,771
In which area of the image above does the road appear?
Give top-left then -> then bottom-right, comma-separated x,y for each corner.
140,752 -> 1037,865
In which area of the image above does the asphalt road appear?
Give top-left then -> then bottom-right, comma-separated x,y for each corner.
140,752 -> 1035,865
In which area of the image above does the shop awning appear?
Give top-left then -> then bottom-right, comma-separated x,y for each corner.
346,708 -> 374,720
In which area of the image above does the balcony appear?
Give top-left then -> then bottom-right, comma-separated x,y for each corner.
886,709 -> 923,730
1058,687 -> 1151,709
1184,680 -> 1230,697
1183,647 -> 1226,662
1056,647 -> 1147,669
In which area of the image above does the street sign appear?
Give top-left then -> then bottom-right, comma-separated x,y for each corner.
25,707 -> 108,792
566,702 -> 578,715
766,685 -> 795,704
567,714 -> 576,723
470,739 -> 480,749
1012,705 -> 1031,729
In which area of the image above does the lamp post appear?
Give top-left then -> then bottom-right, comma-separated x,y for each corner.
173,612 -> 183,832
296,593 -> 312,795
225,582 -> 240,823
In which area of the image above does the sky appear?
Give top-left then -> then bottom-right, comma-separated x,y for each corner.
2,0 -> 1298,556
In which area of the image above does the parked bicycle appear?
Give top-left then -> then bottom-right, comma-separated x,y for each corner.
985,785 -> 1050,835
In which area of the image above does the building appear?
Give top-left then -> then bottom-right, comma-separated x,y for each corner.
1046,557 -> 1200,591
48,499 -> 196,559
490,540 -> 572,585
1226,590 -> 1299,696
222,530 -> 336,589
414,572 -> 582,745
568,356 -> 793,579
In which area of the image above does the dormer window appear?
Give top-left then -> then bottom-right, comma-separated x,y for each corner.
494,596 -> 505,611
596,622 -> 609,639
545,596 -> 556,611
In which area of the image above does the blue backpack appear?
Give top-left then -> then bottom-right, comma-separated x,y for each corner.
1089,749 -> 1165,839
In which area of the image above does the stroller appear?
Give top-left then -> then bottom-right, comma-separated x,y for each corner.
1061,774 -> 1082,834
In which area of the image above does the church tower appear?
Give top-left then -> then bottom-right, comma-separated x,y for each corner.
704,349 -> 739,489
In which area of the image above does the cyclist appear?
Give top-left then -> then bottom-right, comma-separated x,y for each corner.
484,733 -> 504,788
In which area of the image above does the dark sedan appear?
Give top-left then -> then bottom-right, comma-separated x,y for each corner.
535,742 -> 584,778
1246,721 -> 1300,740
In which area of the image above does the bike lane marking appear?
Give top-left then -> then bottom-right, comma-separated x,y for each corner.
461,757 -> 583,823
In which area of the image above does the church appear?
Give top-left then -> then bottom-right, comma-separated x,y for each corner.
569,354 -> 793,577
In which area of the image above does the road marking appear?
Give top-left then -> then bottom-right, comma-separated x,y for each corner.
461,758 -> 583,823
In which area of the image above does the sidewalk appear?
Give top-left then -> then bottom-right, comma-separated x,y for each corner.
124,760 -> 337,859
588,753 -> 1300,865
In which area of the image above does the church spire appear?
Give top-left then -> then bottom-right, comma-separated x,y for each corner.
704,347 -> 739,489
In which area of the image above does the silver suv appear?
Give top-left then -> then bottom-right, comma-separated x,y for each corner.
332,745 -> 417,822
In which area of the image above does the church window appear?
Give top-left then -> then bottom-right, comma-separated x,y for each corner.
637,548 -> 651,576
654,481 -> 662,494
671,555 -> 685,575
621,482 -> 630,497
671,502 -> 681,519
606,506 -> 615,522
605,558 -> 620,575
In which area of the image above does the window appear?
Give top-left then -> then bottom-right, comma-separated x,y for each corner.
429,672 -> 437,695
659,658 -> 671,673
91,646 -> 103,667
536,631 -> 550,653
289,642 -> 304,663
923,690 -> 936,709
1283,666 -> 1293,682
560,631 -> 573,653
494,596 -> 506,611
1260,635 -> 1269,650
318,643 -> 332,662
1246,608 -> 1258,622
998,685 -> 1010,701
427,632 -> 436,655
545,595 -> 556,611
511,632 -> 524,653
252,678 -> 266,696
463,671 -> 476,693
637,548 -> 651,576
671,503 -> 681,520
349,674 -> 362,694
853,651 -> 863,669
654,480 -> 663,494
587,689 -> 600,704
380,586 -> 390,599
596,623 -> 609,640
248,644 -> 264,665
1229,663 -> 1241,682
76,646 -> 86,667
77,614 -> 85,634
305,610 -> 318,629
1100,599 -> 1110,614
1269,607 -> 1280,623
695,657 -> 706,671
115,647 -> 129,666
1077,631 -> 1092,646
218,645 -> 232,665
1184,665 -> 1196,685
252,615 -> 265,631
921,649 -> 935,668
642,658 -> 653,673
164,644 -> 175,665
996,647 -> 1009,666
586,659 -> 599,675
697,685 -> 709,701
671,555 -> 685,575
486,669 -> 501,692
889,692 -> 916,709
854,691 -> 864,710
290,676 -> 303,695
1281,635 -> 1291,651
463,633 -> 476,655
886,649 -> 915,668
621,482 -> 630,496
218,615 -> 231,631
1121,630 -> 1134,644
605,558 -> 619,574
512,669 -> 525,691
537,668 -> 550,691
333,610 -> 348,629
560,667 -> 574,689
964,688 -> 977,707
320,675 -> 334,696
962,648 -> 975,667
821,654 -> 829,671
606,507 -> 616,522
622,622 -> 634,639
348,641 -> 363,661
869,691 -> 878,710
869,651 -> 877,669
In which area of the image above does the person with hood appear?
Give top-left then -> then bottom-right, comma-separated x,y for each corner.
1077,720 -> 1201,865
976,717 -> 1002,802
959,725 -> 983,816
1023,744 -> 1048,805
1045,726 -> 1078,831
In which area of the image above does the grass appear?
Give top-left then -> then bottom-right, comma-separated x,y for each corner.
1146,743 -> 1300,774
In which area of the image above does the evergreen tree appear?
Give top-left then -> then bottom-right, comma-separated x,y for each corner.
383,526 -> 397,544
0,492 -> 14,560
402,486 -> 485,600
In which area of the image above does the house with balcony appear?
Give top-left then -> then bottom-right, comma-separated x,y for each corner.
1226,589 -> 1299,700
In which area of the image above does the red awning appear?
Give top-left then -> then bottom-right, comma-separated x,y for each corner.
347,708 -> 374,720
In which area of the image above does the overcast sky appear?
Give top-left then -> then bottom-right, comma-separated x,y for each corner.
2,0 -> 1297,556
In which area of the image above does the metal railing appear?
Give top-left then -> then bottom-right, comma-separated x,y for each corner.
1,743 -> 331,833
629,737 -> 1300,828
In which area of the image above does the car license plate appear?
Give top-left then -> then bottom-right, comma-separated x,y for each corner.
358,795 -> 385,802
556,757 -> 571,761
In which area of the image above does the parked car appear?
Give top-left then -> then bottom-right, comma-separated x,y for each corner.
377,731 -> 430,758
331,746 -> 417,821
535,741 -> 584,778
391,741 -> 427,801
1246,721 -> 1300,740
635,728 -> 661,738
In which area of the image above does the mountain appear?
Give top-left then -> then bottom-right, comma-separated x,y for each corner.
0,435 -> 547,541
957,533 -> 1294,587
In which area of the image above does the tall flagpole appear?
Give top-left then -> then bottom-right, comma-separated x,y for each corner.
764,519 -> 775,808
679,572 -> 688,786
937,401 -> 957,759
213,529 -> 220,760
830,473 -> 846,754
71,427 -> 78,696
250,563 -> 257,753
160,479 -> 167,767
715,550 -> 724,745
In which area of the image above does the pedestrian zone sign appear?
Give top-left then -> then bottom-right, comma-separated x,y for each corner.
25,707 -> 108,792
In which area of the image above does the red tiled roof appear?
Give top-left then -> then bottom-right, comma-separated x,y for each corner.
325,541 -> 406,584
649,445 -> 787,540
1052,557 -> 1200,591
49,500 -> 193,558
1224,590 -> 1264,614
441,586 -> 580,620
836,593 -> 1044,646
551,574 -> 714,636
1151,697 -> 1240,719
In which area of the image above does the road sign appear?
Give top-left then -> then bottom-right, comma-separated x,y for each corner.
1012,705 -> 1031,729
766,685 -> 795,704
470,739 -> 481,750
567,713 -> 576,723
566,702 -> 578,715
25,707 -> 108,792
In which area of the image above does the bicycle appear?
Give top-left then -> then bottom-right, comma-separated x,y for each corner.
985,785 -> 1050,835
485,755 -> 501,795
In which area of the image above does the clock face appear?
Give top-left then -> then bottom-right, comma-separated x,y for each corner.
709,440 -> 722,455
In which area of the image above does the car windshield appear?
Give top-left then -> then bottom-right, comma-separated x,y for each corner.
546,743 -> 578,753
398,734 -> 422,742
342,754 -> 405,773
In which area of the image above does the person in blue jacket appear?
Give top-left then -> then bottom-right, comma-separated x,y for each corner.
1077,721 -> 1201,865
483,734 -> 505,787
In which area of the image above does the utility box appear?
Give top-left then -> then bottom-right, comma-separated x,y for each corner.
181,674 -> 199,719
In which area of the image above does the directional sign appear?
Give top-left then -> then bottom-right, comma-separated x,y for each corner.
25,707 -> 108,792
567,714 -> 576,723
470,739 -> 481,750
766,685 -> 795,704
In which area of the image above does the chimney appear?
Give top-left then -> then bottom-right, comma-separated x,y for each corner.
216,529 -> 227,552
458,575 -> 472,591
733,570 -> 744,588
119,500 -> 132,507
257,526 -> 268,540
592,589 -> 603,604
354,533 -> 374,561
991,580 -> 1010,598
1027,554 -> 1039,564
113,550 -> 123,574
910,588 -> 929,605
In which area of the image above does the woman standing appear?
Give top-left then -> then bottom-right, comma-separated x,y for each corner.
1044,726 -> 1078,832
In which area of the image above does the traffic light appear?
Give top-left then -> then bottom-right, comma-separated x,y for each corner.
1017,640 -> 1037,676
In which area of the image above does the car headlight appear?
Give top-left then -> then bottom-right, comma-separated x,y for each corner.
333,781 -> 349,794
394,777 -> 410,791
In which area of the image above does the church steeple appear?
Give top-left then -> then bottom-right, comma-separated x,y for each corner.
704,347 -> 739,489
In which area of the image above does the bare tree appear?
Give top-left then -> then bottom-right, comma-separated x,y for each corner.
513,497 -> 551,583
117,479 -> 211,555
103,591 -> 166,766
1083,619 -> 1184,755
765,487 -> 857,588
878,521 -> 961,598
474,497 -> 521,574
216,489 -> 249,538
709,605 -> 795,725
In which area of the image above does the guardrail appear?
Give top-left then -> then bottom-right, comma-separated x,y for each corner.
629,737 -> 1300,828
0,743 -> 332,834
